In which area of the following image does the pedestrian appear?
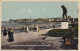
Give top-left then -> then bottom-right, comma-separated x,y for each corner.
20,27 -> 22,31
8,28 -> 14,42
27,27 -> 29,32
3,27 -> 7,36
22,26 -> 25,32
38,27 -> 40,31
53,25 -> 55,29
25,26 -> 29,33
29,25 -> 31,31
61,5 -> 67,19
35,25 -> 39,31
33,25 -> 36,31
36,26 -> 38,31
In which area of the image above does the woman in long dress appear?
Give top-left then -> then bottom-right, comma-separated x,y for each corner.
25,26 -> 29,33
8,28 -> 14,42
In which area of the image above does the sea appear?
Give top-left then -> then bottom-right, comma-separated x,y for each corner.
1,22 -> 56,27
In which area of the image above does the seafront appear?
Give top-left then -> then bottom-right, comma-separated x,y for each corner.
1,2 -> 78,50
1,28 -> 53,45
1,28 -> 78,50
1,22 -> 56,29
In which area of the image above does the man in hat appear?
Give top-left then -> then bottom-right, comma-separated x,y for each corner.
61,5 -> 67,19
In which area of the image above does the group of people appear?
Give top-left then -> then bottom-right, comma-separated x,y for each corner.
19,25 -> 40,32
32,25 -> 40,31
3,27 -> 14,42
20,26 -> 29,32
2,25 -> 40,42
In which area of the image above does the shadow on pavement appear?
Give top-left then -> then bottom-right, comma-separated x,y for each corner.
39,34 -> 46,36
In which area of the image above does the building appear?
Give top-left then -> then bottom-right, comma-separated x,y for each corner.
51,18 -> 55,22
9,19 -> 15,22
22,19 -> 28,22
15,19 -> 23,22
43,18 -> 52,22
34,18 -> 43,22
54,22 -> 69,29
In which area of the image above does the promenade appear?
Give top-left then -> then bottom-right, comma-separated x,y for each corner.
1,28 -> 78,50
1,28 -> 53,45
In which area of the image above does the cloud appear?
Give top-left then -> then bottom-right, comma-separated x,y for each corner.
18,8 -> 27,13
27,9 -> 32,13
18,9 -> 32,13
22,9 -> 26,12
42,8 -> 46,11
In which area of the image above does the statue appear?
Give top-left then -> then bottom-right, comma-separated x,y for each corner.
61,5 -> 67,19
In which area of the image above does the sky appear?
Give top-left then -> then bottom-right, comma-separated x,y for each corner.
2,1 -> 78,21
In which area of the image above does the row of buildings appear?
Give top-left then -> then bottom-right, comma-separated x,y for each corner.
9,18 -> 57,22
8,16 -> 78,23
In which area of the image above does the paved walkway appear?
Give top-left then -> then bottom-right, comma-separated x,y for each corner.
1,28 -> 53,45
1,28 -> 78,50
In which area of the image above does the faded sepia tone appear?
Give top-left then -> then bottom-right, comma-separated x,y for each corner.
0,0 -> 80,51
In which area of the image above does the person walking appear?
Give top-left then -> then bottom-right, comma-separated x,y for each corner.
25,26 -> 29,33
36,25 -> 38,32
3,27 -> 7,36
8,28 -> 14,42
